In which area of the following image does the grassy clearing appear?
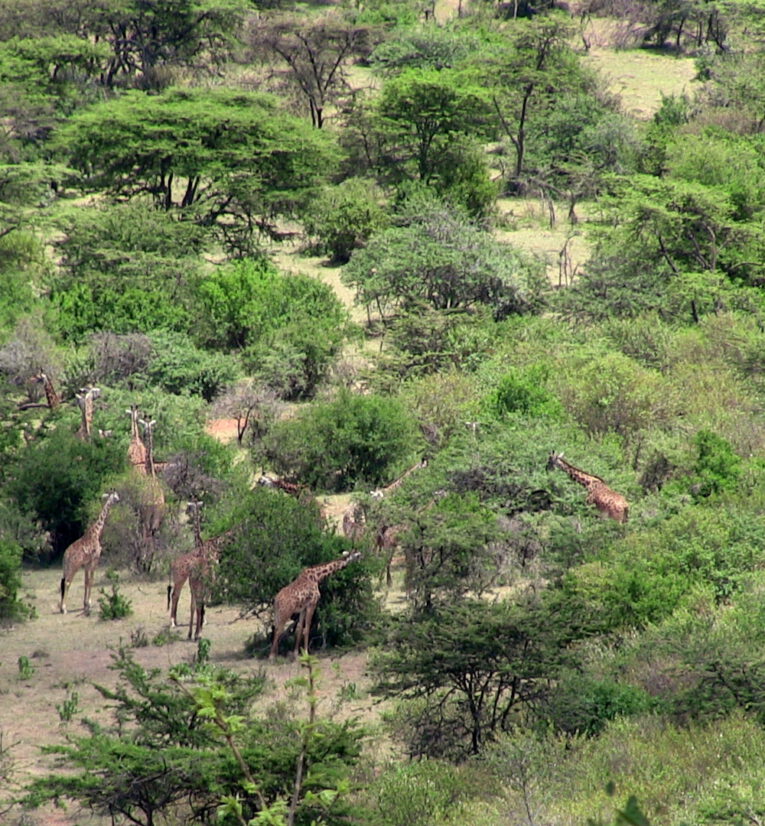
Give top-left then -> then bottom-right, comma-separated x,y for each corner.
584,44 -> 699,119
0,564 -> 384,826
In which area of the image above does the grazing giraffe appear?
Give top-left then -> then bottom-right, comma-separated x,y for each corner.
547,451 -> 629,523
168,525 -> 236,633
126,405 -> 148,474
33,370 -> 61,409
258,473 -> 327,522
257,474 -> 304,497
75,387 -> 100,441
269,551 -> 361,660
60,491 -> 120,615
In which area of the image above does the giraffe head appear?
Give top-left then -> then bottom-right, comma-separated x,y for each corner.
103,491 -> 120,506
546,451 -> 564,471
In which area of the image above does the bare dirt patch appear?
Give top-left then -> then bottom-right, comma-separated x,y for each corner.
204,417 -> 241,443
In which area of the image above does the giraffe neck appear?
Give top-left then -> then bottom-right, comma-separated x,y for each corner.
130,408 -> 140,441
41,374 -> 60,408
383,460 -> 426,494
143,425 -> 156,476
304,554 -> 357,583
556,457 -> 601,488
192,514 -> 202,548
89,497 -> 115,541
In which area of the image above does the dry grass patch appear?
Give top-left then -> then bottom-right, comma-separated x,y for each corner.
584,45 -> 698,119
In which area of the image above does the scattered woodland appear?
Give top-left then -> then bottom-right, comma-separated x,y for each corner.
2,0 -> 765,823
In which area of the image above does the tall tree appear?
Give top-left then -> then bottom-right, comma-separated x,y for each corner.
247,11 -> 374,129
53,88 -> 338,253
374,67 -> 493,182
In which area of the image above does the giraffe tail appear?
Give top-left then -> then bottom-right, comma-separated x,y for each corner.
167,584 -> 172,611
60,577 -> 65,598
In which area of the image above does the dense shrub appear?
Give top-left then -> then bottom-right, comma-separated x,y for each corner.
7,429 -> 125,556
194,258 -> 350,398
218,488 -> 378,652
259,389 -> 421,491
303,177 -> 388,263
0,538 -> 29,620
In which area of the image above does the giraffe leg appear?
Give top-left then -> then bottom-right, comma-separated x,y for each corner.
187,590 -> 196,640
83,568 -> 93,615
292,607 -> 308,659
270,607 -> 292,659
169,578 -> 185,628
194,603 -> 205,641
301,601 -> 318,657
60,576 -> 71,614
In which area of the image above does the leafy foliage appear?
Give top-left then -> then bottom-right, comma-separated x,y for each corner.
259,389 -> 421,491
53,88 -> 338,253
342,197 -> 546,322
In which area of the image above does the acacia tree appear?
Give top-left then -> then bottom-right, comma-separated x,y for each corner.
247,12 -> 374,129
342,198 -> 546,322
482,17 -> 589,186
374,67 -> 493,183
53,88 -> 338,253
372,599 -> 566,759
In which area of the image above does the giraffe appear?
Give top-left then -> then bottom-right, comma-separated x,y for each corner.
547,451 -> 629,523
75,387 -> 100,441
167,526 -> 238,637
137,418 -> 166,556
33,370 -> 61,409
269,551 -> 361,660
341,501 -> 366,543
370,458 -> 428,500
126,405 -> 148,474
257,474 -> 304,497
59,491 -> 120,615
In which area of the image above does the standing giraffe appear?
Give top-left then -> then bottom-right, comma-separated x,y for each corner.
126,405 -> 148,473
269,551 -> 361,660
75,387 -> 100,441
33,370 -> 61,409
60,492 -> 120,614
341,501 -> 366,542
167,526 -> 238,638
165,499 -> 204,627
137,418 -> 166,559
547,451 -> 629,523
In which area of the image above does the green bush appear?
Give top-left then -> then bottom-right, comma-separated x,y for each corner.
543,672 -> 656,736
259,389 -> 421,491
144,331 -> 240,401
303,177 -> 388,263
0,538 -> 28,620
217,488 -> 378,652
194,258 -> 350,398
7,429 -> 124,556
97,571 -> 133,620
485,364 -> 563,420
